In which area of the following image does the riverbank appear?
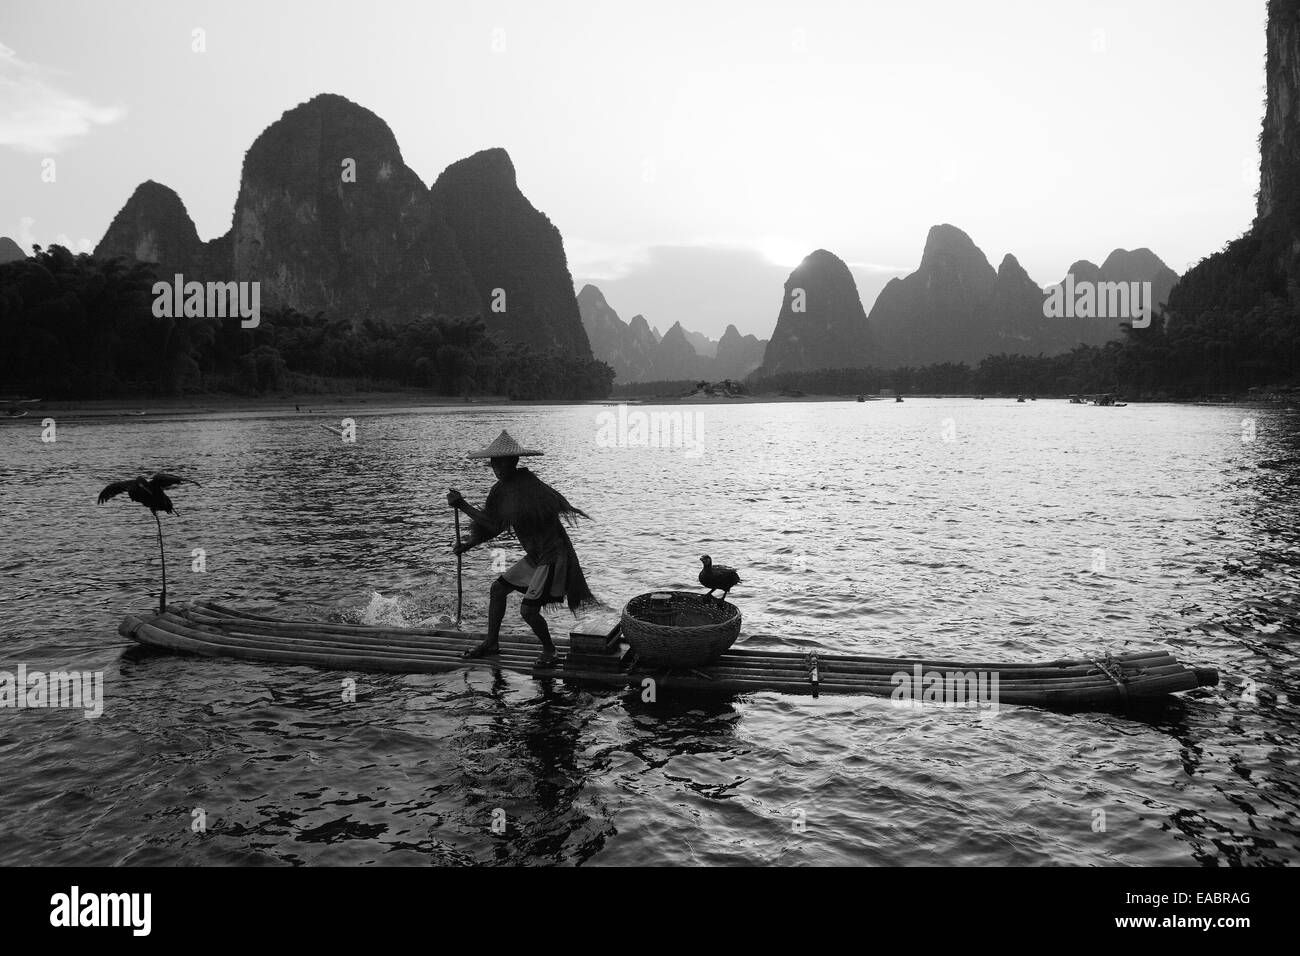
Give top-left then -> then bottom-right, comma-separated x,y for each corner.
5,390 -> 1294,423
5,391 -> 911,420
625,392 -> 882,404
6,392 -> 521,421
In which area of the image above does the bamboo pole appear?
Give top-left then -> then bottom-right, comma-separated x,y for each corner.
163,614 -> 543,663
148,617 -> 547,670
175,612 -> 559,661
720,645 -> 1175,670
178,610 -> 495,649
453,500 -> 463,626
155,513 -> 167,613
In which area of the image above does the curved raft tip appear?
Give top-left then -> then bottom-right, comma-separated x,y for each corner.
1193,666 -> 1220,688
118,615 -> 144,640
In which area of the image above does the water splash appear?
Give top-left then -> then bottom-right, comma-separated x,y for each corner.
353,589 -> 458,630
356,591 -> 409,627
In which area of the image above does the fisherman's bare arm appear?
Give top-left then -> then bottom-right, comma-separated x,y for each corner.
446,489 -> 491,524
446,489 -> 502,553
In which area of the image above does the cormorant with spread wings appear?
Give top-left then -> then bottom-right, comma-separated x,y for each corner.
97,473 -> 200,516
97,473 -> 201,612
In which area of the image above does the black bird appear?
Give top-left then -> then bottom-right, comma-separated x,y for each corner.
98,473 -> 200,612
98,473 -> 198,515
699,554 -> 741,602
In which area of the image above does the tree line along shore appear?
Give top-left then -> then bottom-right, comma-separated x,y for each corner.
2,244 -> 1295,405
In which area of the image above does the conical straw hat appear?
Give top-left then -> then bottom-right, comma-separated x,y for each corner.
467,429 -> 544,459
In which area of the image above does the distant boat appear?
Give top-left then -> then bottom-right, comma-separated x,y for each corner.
856,394 -> 865,402
895,396 -> 903,403
1016,396 -> 1026,403
1,397 -> 40,417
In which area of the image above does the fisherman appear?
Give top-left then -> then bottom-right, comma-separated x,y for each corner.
447,430 -> 597,665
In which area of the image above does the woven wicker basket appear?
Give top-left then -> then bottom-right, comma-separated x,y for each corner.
621,591 -> 741,668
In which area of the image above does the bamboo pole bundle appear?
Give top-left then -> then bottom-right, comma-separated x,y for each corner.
117,602 -> 1218,710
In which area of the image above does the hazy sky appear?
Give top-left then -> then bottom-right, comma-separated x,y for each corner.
0,0 -> 1268,340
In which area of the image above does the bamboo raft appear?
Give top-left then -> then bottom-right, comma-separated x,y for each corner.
118,602 -> 1220,712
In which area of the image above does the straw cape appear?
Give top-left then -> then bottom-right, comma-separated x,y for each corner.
467,430 -> 544,459
464,431 -> 597,612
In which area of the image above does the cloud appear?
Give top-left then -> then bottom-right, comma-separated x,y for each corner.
0,43 -> 123,153
564,238 -> 651,282
11,217 -> 88,254
845,260 -> 912,275
54,233 -> 93,254
572,243 -> 797,339
17,216 -> 36,253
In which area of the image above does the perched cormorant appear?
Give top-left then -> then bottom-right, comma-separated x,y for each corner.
699,555 -> 741,601
97,473 -> 199,515
98,473 -> 201,612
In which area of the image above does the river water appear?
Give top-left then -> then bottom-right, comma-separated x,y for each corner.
1,398 -> 1297,865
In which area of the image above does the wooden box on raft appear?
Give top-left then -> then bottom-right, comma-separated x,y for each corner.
566,622 -> 626,671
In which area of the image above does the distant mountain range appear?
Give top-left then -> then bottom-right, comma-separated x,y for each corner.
72,92 -> 1181,381
584,227 -> 1177,380
867,225 -> 1178,367
577,284 -> 766,382
94,93 -> 593,357
753,229 -> 1179,373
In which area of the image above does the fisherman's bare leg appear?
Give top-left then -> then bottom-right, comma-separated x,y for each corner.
487,578 -> 510,641
520,602 -> 557,664
464,578 -> 511,658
